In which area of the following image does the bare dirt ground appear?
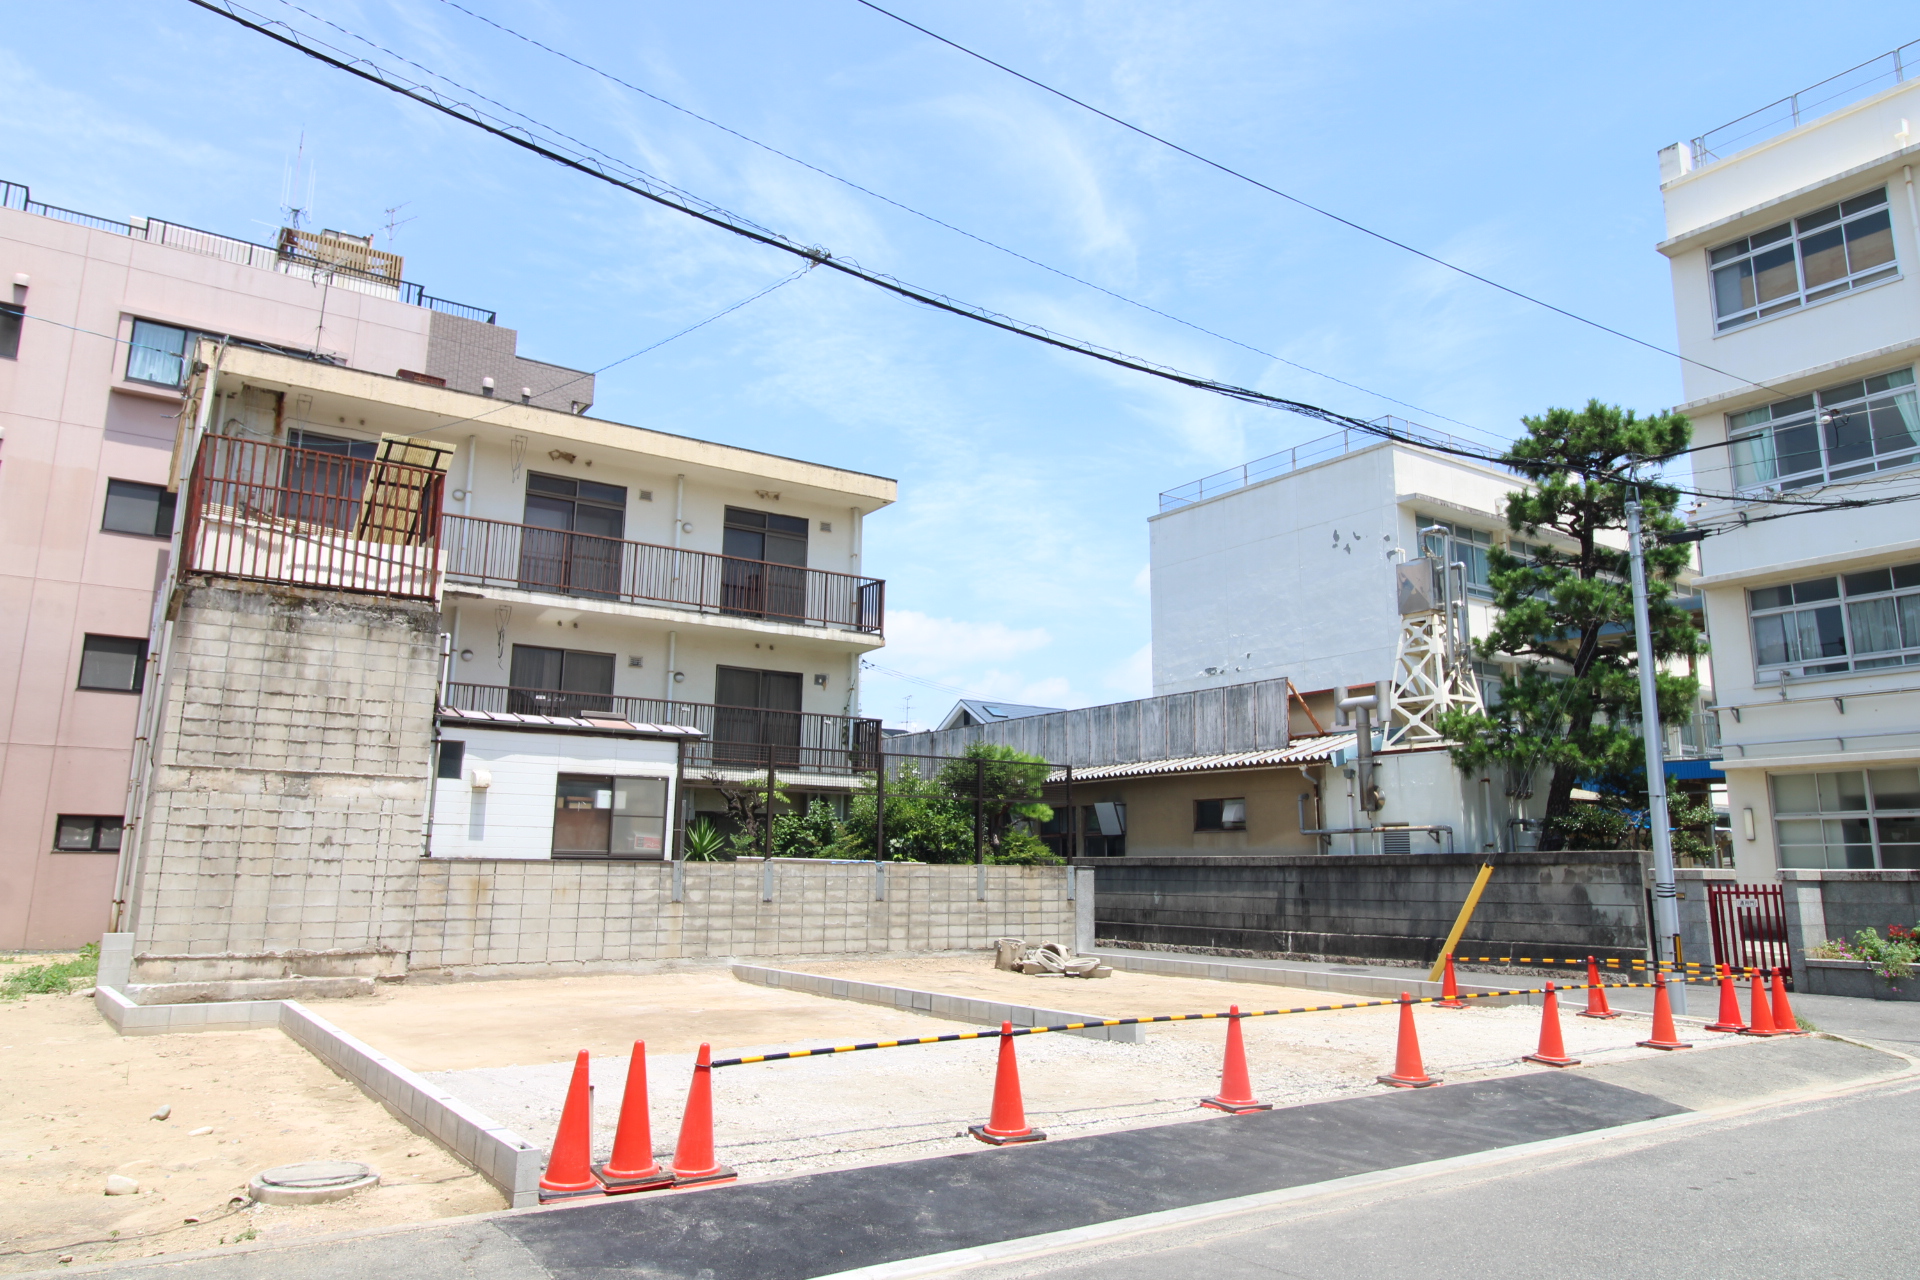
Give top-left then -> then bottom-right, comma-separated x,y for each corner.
0,989 -> 501,1275
413,956 -> 1755,1184
307,969 -> 982,1072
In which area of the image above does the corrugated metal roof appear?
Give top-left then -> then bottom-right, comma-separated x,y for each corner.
438,706 -> 704,738
1044,733 -> 1357,782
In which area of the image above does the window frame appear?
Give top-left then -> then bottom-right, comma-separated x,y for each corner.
77,634 -> 149,694
1728,367 -> 1919,494
1748,560 -> 1920,679
1708,187 -> 1899,333
1771,768 -> 1920,869
125,319 -> 195,388
53,814 -> 124,853
1194,798 -> 1248,832
551,772 -> 670,860
0,301 -> 22,361
101,478 -> 178,539
1417,517 -> 1495,599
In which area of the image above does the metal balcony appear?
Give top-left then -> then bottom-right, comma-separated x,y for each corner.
442,682 -> 883,776
441,514 -> 884,635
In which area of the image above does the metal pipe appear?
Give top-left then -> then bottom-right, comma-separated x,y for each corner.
422,632 -> 452,857
1627,497 -> 1685,1014
463,433 -> 476,513
1295,793 -> 1455,853
1338,694 -> 1381,813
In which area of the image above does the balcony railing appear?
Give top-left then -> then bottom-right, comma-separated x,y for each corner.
1683,39 -> 1920,170
443,682 -> 882,775
1158,418 -> 1513,512
441,514 -> 884,634
182,434 -> 449,601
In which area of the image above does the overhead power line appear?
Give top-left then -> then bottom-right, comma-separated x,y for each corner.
186,0 -> 1916,527
850,0 -> 1777,396
185,0 -> 1508,468
427,0 -> 1497,443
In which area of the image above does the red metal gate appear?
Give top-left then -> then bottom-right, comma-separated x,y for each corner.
1706,882 -> 1792,984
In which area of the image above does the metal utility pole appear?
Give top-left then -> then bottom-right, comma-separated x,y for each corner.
1625,496 -> 1686,1013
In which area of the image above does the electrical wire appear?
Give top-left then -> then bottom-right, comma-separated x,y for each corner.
183,0 -> 1518,471
849,0 -> 1778,396
426,0 -> 1501,444
185,0 -> 1914,529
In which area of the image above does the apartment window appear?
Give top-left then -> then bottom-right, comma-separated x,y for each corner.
1730,368 -> 1918,492
1749,560 -> 1920,678
78,635 -> 147,693
1710,187 -> 1898,331
101,479 -> 177,538
521,473 -> 627,599
1773,768 -> 1920,869
552,774 -> 669,859
0,302 -> 21,360
54,815 -> 123,853
436,740 -> 466,780
126,319 -> 193,387
1418,518 -> 1493,597
1194,798 -> 1247,831
509,644 -> 616,716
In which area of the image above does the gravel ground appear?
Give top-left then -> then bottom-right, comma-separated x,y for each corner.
425,961 -> 1755,1182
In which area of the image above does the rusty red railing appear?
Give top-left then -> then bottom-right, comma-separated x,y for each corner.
440,514 -> 884,634
1707,882 -> 1793,985
181,434 -> 446,600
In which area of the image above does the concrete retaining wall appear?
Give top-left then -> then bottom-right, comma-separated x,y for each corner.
409,860 -> 1082,976
1083,852 -> 1647,964
730,963 -> 1143,1041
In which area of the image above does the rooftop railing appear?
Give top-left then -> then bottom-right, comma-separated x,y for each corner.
1680,39 -> 1920,170
0,179 -> 496,323
442,682 -> 883,776
441,514 -> 885,635
1157,417 -> 1507,512
182,434 -> 448,601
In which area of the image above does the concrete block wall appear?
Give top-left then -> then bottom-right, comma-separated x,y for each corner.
1782,868 -> 1920,992
1086,852 -> 1649,964
410,859 -> 1078,975
128,582 -> 442,986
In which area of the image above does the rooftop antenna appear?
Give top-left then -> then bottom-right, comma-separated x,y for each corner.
902,694 -> 913,733
381,202 -> 416,245
280,132 -> 315,231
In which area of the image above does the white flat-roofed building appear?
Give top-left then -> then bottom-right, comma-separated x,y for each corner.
1656,45 -> 1920,877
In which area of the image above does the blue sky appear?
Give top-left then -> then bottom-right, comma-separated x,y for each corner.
7,3 -> 1914,728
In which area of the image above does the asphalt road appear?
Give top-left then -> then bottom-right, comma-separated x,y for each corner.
958,1072 -> 1920,1280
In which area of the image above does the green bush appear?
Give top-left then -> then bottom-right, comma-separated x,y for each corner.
771,799 -> 843,858
1848,927 -> 1919,984
683,817 -> 729,862
1,943 -> 99,999
989,829 -> 1062,865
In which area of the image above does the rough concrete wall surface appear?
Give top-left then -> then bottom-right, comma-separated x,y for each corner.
1085,852 -> 1648,964
128,582 -> 442,982
1813,870 -> 1920,939
409,859 -> 1075,974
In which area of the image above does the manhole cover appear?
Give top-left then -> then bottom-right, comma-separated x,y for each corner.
250,1161 -> 379,1205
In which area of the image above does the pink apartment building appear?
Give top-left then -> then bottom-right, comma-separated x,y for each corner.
0,180 -> 587,948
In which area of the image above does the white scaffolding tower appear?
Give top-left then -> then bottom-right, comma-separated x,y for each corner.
1386,546 -> 1482,745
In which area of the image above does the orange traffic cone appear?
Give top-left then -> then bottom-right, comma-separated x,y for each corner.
1577,955 -> 1620,1019
1769,968 -> 1807,1035
1201,1006 -> 1272,1113
971,1022 -> 1047,1144
538,1050 -> 604,1203
1523,982 -> 1580,1067
1436,954 -> 1466,1009
595,1041 -> 673,1193
669,1043 -> 736,1187
1635,972 -> 1692,1051
1377,993 -> 1440,1088
1705,965 -> 1747,1032
1740,970 -> 1780,1036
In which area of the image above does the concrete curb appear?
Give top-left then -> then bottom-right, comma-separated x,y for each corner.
1091,950 -> 1537,1006
730,964 -> 1144,1042
90,985 -> 543,1207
